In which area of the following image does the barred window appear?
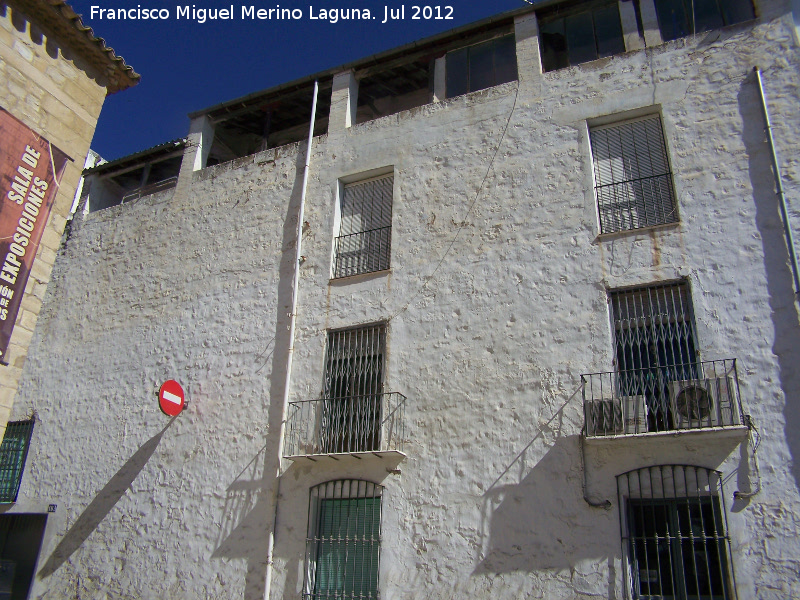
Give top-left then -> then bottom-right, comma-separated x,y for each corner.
304,480 -> 382,600
618,465 -> 736,600
590,115 -> 678,234
654,0 -> 754,42
333,175 -> 393,279
610,282 -> 697,432
445,34 -> 518,98
538,0 -> 625,72
0,420 -> 34,503
321,324 -> 385,453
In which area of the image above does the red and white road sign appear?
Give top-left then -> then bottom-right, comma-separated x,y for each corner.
159,380 -> 185,416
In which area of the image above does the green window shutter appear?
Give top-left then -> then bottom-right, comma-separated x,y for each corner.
314,497 -> 380,598
0,420 -> 34,503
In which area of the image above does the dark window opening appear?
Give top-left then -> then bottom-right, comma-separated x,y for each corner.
356,59 -> 433,124
618,466 -> 736,600
320,325 -> 385,454
445,34 -> 517,98
654,0 -> 755,42
0,514 -> 47,600
539,1 -> 625,72
204,80 -> 332,167
0,420 -> 34,504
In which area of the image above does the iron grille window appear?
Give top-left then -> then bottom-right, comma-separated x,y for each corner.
333,175 -> 393,279
618,465 -> 736,600
538,0 -> 626,72
304,480 -> 382,600
610,282 -> 698,432
654,0 -> 754,42
591,115 -> 678,234
0,420 -> 34,503
321,324 -> 385,453
445,34 -> 518,98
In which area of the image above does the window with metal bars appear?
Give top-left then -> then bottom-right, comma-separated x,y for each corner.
0,420 -> 34,503
304,480 -> 382,600
654,0 -> 754,42
333,175 -> 393,279
538,0 -> 626,72
590,115 -> 678,234
445,34 -> 518,98
609,282 -> 698,432
618,465 -> 736,600
321,324 -> 385,453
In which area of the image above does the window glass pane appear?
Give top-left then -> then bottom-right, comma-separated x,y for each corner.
693,0 -> 724,33
468,40 -> 496,93
721,0 -> 754,25
493,34 -> 518,86
445,47 -> 469,98
566,11 -> 598,65
539,18 -> 569,72
593,4 -> 625,58
655,0 -> 690,41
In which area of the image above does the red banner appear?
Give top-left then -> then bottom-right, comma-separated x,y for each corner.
0,108 -> 69,364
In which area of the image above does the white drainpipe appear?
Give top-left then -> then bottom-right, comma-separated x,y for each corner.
264,79 -> 319,600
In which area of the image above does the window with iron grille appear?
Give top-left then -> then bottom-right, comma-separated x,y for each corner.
654,0 -> 754,42
321,324 -> 385,453
445,34 -> 518,98
0,420 -> 34,503
304,480 -> 382,600
590,115 -> 678,234
610,282 -> 698,433
618,465 -> 737,600
538,0 -> 626,72
333,175 -> 393,279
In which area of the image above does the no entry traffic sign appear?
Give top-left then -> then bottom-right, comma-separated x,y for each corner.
159,380 -> 185,416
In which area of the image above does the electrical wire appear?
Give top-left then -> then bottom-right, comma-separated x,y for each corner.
386,84 -> 521,323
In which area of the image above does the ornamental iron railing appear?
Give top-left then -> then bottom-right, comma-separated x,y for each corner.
333,226 -> 392,278
285,392 -> 406,458
581,359 -> 743,437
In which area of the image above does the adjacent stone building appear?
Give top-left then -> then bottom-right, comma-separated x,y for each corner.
5,1 -> 800,598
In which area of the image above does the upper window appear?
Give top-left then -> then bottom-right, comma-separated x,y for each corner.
333,175 -> 393,279
0,419 -> 34,503
538,0 -> 625,72
590,114 -> 677,234
655,0 -> 755,42
305,479 -> 382,600
445,34 -> 518,98
618,465 -> 735,600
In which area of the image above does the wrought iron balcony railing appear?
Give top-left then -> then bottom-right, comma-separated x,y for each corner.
581,359 -> 744,438
332,226 -> 391,279
284,392 -> 406,459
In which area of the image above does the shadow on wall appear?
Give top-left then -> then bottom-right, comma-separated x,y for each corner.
211,147 -> 308,599
474,388 -> 616,584
37,418 -> 176,578
737,73 -> 800,499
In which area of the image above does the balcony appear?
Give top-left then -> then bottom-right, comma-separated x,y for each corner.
284,392 -> 406,461
581,359 -> 747,439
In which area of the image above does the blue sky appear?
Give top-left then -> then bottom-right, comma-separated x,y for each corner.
68,0 -> 529,161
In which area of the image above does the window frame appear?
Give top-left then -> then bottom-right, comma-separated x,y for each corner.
617,465 -> 738,600
589,112 -> 679,235
444,33 -> 518,98
304,479 -> 383,600
537,0 -> 627,72
332,172 -> 394,279
654,0 -> 756,43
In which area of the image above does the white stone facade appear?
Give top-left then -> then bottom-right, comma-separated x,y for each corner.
6,1 -> 800,599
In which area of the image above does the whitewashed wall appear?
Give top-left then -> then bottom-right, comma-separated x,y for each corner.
8,2 -> 800,599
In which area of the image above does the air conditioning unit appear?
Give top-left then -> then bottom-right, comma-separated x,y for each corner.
585,395 -> 647,436
668,377 -> 734,429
